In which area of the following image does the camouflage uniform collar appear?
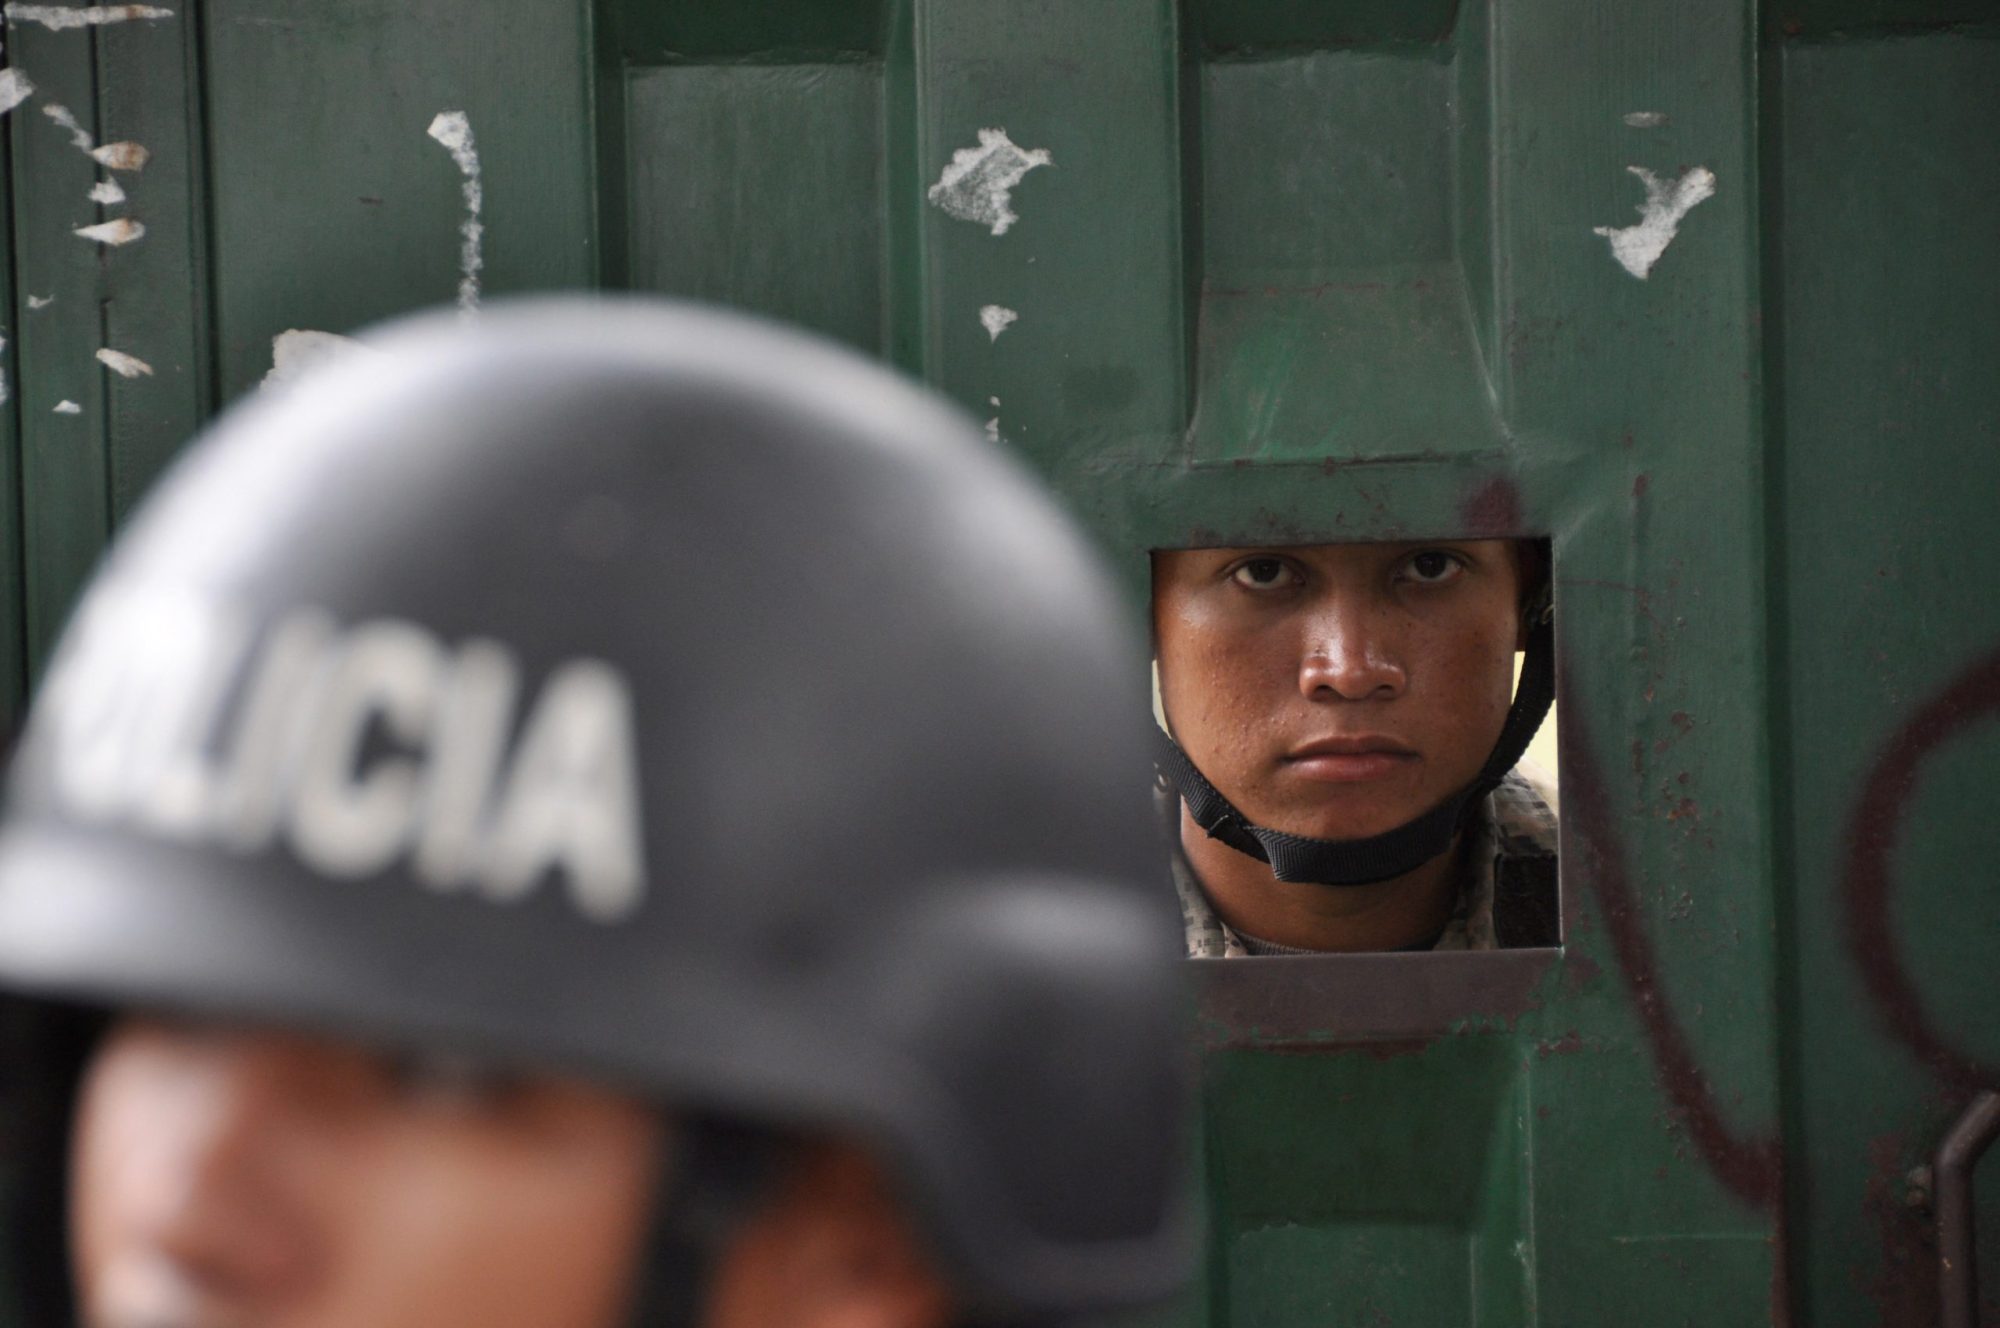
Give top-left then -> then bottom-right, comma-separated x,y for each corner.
1169,770 -> 1559,958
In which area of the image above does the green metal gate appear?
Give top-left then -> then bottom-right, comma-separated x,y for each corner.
3,1 -> 1997,1322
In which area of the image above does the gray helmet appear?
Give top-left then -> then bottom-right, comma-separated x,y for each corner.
0,299 -> 1193,1321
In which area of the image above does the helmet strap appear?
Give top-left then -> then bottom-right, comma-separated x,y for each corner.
625,1116 -> 788,1328
1154,613 -> 1555,887
1,1000 -> 105,1327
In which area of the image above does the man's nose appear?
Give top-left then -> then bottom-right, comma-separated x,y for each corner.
1297,599 -> 1406,701
123,1032 -> 325,1302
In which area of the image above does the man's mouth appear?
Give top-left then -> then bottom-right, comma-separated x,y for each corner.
1281,735 -> 1419,783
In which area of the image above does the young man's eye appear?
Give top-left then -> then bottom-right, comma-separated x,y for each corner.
1403,550 -> 1465,584
1229,558 -> 1298,590
384,1050 -> 530,1113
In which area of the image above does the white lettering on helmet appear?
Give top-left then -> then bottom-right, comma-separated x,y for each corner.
478,660 -> 644,922
287,620 -> 445,879
209,609 -> 339,854
410,638 -> 519,892
42,588 -> 251,831
33,585 -> 647,923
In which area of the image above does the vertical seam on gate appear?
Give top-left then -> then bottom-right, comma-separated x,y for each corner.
1753,3 -> 1804,1323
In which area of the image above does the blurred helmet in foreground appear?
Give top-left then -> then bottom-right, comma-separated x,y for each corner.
0,298 -> 1192,1321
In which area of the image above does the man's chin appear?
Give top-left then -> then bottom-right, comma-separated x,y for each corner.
1258,793 -> 1438,846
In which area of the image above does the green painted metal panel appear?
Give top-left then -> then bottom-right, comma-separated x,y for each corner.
4,2 -> 1998,1323
201,0 -> 596,397
0,81 -> 16,748
902,0 -> 1187,474
0,50 -> 19,746
9,18 -> 111,679
1205,1041 -> 1535,1325
93,10 -> 210,527
623,62 -> 886,351
1775,26 -> 2000,1326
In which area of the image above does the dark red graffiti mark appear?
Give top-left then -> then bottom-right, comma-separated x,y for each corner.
1559,673 -> 1784,1212
1841,646 -> 2000,1097
1457,477 -> 1521,535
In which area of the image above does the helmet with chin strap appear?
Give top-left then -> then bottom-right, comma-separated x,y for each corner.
0,298 -> 1194,1325
1151,558 -> 1554,887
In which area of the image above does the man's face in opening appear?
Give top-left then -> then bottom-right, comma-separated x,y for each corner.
1152,540 -> 1527,843
71,1015 -> 666,1328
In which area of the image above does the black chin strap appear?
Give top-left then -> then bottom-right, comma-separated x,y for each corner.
1155,613 -> 1555,887
624,1116 -> 787,1328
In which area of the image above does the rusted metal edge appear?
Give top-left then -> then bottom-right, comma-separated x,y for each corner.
1191,947 -> 1559,1049
1937,1088 -> 2000,1328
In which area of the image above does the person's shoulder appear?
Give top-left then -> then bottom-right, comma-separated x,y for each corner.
1492,764 -> 1559,856
1486,765 -> 1560,947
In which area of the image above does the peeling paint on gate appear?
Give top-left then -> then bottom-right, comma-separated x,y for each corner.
1593,166 -> 1717,279
91,140 -> 147,170
265,328 -> 369,386
426,111 -> 483,316
73,218 -> 142,246
4,4 -> 173,29
40,99 -> 92,151
94,347 -> 151,378
0,67 -> 33,115
927,128 -> 1051,237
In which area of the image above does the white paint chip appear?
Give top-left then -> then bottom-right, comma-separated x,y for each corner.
1624,111 -> 1668,128
426,110 -> 483,316
5,5 -> 175,30
53,399 -> 81,414
927,128 -> 1051,237
27,294 -> 53,309
0,67 -> 34,115
984,417 -> 1001,443
95,347 -> 151,377
1592,165 -> 1716,280
74,217 -> 143,245
265,328 -> 370,386
979,304 -> 1018,341
91,140 -> 147,170
88,178 -> 125,205
41,99 -> 92,150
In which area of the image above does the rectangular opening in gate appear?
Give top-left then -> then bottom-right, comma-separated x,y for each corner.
1151,537 -> 1559,956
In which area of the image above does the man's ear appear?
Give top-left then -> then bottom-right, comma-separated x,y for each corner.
701,1140 -> 954,1328
1513,539 -> 1550,652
